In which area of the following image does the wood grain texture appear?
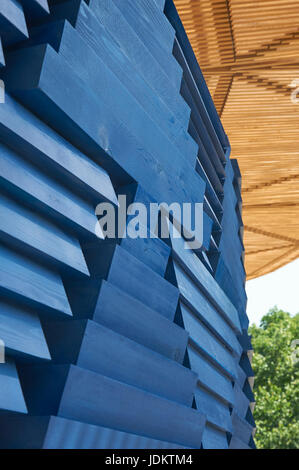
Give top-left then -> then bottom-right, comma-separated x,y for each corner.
0,244 -> 72,317
43,319 -> 197,407
0,297 -> 50,360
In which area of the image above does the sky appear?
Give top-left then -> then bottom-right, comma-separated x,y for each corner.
246,257 -> 299,326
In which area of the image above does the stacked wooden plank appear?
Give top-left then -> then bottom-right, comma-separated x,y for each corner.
0,0 -> 254,448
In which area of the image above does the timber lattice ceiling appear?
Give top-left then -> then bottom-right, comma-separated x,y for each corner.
174,0 -> 299,279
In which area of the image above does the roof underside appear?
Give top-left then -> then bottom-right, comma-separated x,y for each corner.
174,0 -> 299,279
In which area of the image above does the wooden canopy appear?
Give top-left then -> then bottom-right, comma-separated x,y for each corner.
174,0 -> 299,279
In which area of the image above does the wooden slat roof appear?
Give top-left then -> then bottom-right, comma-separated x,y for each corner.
174,0 -> 299,279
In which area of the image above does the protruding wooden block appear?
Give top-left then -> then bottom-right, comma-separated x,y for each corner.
94,281 -> 188,363
180,303 -> 238,380
231,409 -> 253,446
0,94 -> 118,207
0,297 -> 50,361
112,0 -> 180,82
194,385 -> 232,434
202,424 -> 228,449
170,222 -> 242,334
0,243 -> 72,318
43,319 -> 197,406
174,264 -> 242,357
19,0 -> 50,21
0,415 -> 189,449
88,0 -> 189,124
187,345 -> 234,406
0,37 -> 5,67
0,358 -> 27,413
80,243 -> 179,321
75,3 -> 197,160
0,0 -> 28,46
18,364 -> 206,448
0,141 -> 102,239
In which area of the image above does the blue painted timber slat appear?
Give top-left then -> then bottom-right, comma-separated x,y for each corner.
231,409 -> 253,445
170,223 -> 242,334
164,0 -> 229,150
201,424 -> 228,450
4,44 -> 206,209
43,319 -> 197,406
130,0 -> 175,52
194,385 -> 232,433
239,354 -> 254,384
64,266 -> 187,363
229,436 -> 250,450
119,233 -> 170,278
19,0 -> 49,20
193,131 -> 224,197
116,184 -> 171,276
88,0 -> 189,122
233,382 -> 251,419
112,0 -> 181,83
119,179 -> 211,257
0,358 -> 27,414
0,297 -> 50,361
0,244 -> 72,317
0,37 -> 5,67
214,255 -> 248,329
0,193 -> 89,276
93,281 -> 188,364
0,0 -> 28,46
187,345 -> 234,406
43,416 -> 189,449
0,94 -> 118,206
18,364 -> 206,448
173,39 -> 226,164
180,304 -> 237,380
56,21 -> 197,170
74,4 -> 197,160
0,141 -> 104,239
0,0 -> 252,449
180,77 -> 225,178
81,243 -> 179,321
0,415 -> 189,449
196,163 -> 223,223
236,363 -> 248,389
174,263 -> 242,357
153,0 -> 166,11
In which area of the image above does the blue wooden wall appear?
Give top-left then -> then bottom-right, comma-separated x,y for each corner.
0,0 -> 255,449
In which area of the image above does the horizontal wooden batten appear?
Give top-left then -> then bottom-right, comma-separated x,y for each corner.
0,244 -> 72,317
43,319 -> 197,407
0,193 -> 89,277
18,364 -> 206,448
0,415 -> 189,449
0,0 -> 252,448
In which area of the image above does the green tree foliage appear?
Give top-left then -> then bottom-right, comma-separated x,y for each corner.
249,307 -> 299,449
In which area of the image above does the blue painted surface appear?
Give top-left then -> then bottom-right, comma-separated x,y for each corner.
43,319 -> 197,406
0,0 -> 28,46
0,415 -> 190,450
19,0 -> 49,19
0,0 -> 254,449
0,37 -> 5,67
0,358 -> 27,414
18,363 -> 205,448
